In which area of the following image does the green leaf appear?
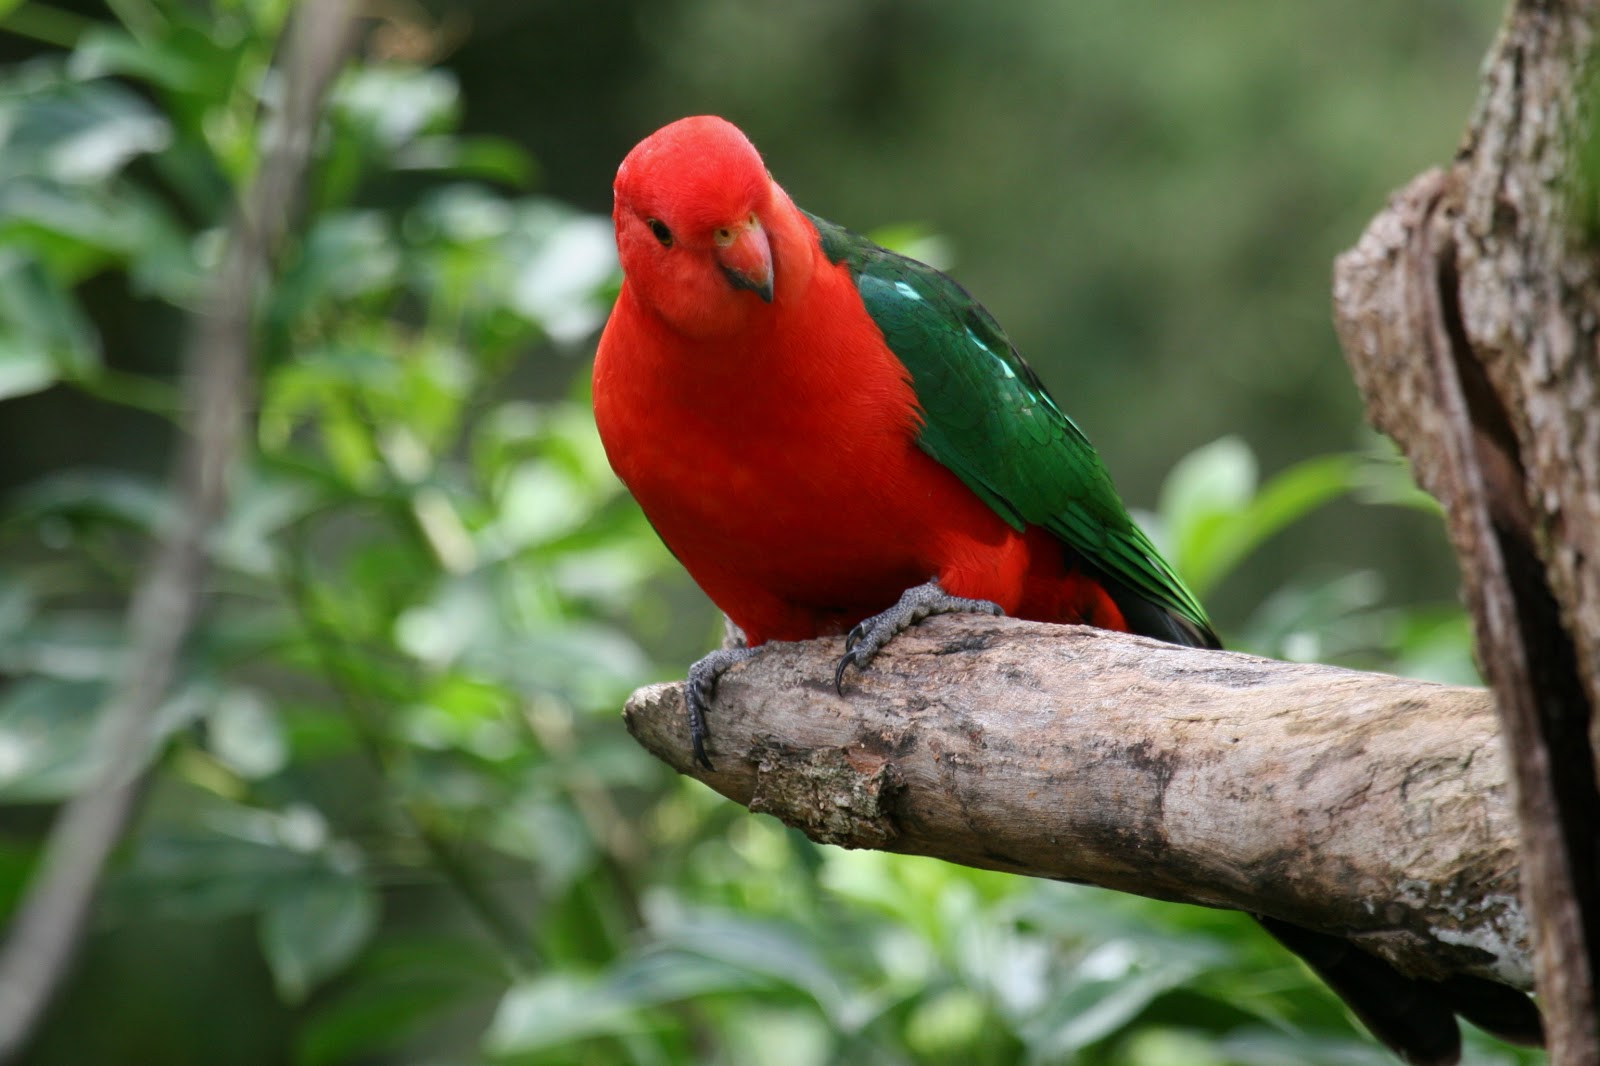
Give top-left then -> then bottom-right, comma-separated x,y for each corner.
207,687 -> 288,779
270,210 -> 400,322
0,678 -> 104,802
720,1007 -> 834,1066
260,871 -> 379,1004
485,459 -> 590,551
67,26 -> 215,97
645,909 -> 870,1029
1158,435 -> 1258,580
106,798 -> 335,922
0,183 -> 193,289
1028,948 -> 1203,1054
1354,439 -> 1443,514
483,973 -> 626,1054
0,253 -> 102,390
485,951 -> 768,1055
866,222 -> 953,269
0,347 -> 59,400
394,134 -> 537,186
503,208 -> 616,343
483,798 -> 594,892
4,468 -> 172,533
1197,453 -> 1361,596
212,470 -> 322,577
298,975 -> 474,1066
0,577 -> 34,647
1385,608 -> 1479,685
299,937 -> 497,1065
904,988 -> 988,1056
334,66 -> 460,152
472,622 -> 652,707
1159,438 -> 1361,597
0,69 -> 170,184
1239,571 -> 1387,664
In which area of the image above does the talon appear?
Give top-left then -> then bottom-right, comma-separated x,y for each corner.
830,580 -> 1004,699
684,645 -> 761,772
833,648 -> 857,694
688,677 -> 715,770
689,687 -> 714,770
843,622 -> 865,654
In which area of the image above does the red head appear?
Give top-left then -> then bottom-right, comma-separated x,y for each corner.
613,116 -> 783,338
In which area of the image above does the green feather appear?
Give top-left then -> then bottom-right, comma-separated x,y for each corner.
807,211 -> 1213,640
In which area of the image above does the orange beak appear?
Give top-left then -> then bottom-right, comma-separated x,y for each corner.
714,217 -> 774,303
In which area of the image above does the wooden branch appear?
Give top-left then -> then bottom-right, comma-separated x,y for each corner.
1331,2 -> 1600,1058
625,616 -> 1531,990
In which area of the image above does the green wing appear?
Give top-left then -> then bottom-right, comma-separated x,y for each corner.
807,211 -> 1214,643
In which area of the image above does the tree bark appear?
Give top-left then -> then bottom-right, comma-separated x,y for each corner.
625,617 -> 1532,990
1332,1 -> 1600,1060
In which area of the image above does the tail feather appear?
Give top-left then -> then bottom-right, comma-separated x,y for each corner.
1256,916 -> 1542,1065
1257,917 -> 1460,1065
1096,568 -> 1221,649
1438,974 -> 1544,1047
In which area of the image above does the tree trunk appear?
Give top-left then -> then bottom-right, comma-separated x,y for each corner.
624,618 -> 1533,990
1332,1 -> 1600,1060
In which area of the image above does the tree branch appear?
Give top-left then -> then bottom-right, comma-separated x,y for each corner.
0,4 -> 357,1059
625,616 -> 1531,990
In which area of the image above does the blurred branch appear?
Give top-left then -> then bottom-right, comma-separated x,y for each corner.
625,616 -> 1531,988
0,3 -> 358,1060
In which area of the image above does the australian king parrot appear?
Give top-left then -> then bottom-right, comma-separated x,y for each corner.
591,115 -> 1541,1065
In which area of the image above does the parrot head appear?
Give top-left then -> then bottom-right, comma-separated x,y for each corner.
613,116 -> 779,337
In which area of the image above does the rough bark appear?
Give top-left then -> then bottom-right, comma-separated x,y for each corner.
1332,1 -> 1600,1060
625,617 -> 1531,990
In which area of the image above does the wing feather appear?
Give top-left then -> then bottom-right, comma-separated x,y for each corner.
808,211 -> 1213,641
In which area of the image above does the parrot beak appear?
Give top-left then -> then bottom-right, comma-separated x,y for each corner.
714,216 -> 774,303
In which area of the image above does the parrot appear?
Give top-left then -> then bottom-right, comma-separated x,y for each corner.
591,115 -> 1542,1065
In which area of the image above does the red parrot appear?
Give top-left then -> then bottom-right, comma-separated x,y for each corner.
592,116 -> 1541,1065
595,116 -> 1217,759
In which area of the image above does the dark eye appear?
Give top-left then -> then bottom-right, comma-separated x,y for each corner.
646,218 -> 673,246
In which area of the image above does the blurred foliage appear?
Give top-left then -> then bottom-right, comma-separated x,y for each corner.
0,2 -> 1541,1066
1150,436 -> 1480,686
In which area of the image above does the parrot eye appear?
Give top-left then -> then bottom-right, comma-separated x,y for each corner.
646,218 -> 674,247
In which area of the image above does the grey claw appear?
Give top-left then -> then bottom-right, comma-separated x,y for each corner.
832,580 -> 1003,694
833,648 -> 858,694
685,645 -> 761,770
843,621 -> 866,654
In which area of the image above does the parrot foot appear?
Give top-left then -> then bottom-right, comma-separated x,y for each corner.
834,579 -> 1002,692
686,645 -> 760,771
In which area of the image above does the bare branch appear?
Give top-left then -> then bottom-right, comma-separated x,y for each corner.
625,617 -> 1531,989
0,4 -> 358,1059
